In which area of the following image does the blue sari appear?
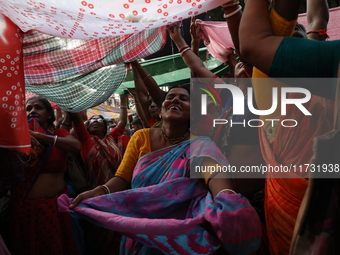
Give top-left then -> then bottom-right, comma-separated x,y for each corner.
58,137 -> 261,255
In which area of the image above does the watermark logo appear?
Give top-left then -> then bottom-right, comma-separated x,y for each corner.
199,83 -> 311,128
190,77 -> 337,179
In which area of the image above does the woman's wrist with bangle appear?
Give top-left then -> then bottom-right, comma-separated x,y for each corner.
221,1 -> 239,9
223,5 -> 242,19
52,135 -> 58,146
180,47 -> 192,57
99,184 -> 111,194
217,188 -> 237,196
222,3 -> 240,13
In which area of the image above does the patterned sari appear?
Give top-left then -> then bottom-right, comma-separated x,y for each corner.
9,118 -> 80,255
59,137 -> 261,255
261,94 -> 334,255
86,135 -> 122,188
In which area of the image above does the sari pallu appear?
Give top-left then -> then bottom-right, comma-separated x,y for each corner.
86,135 -> 122,188
9,118 -> 80,255
261,94 -> 334,255
58,137 -> 261,255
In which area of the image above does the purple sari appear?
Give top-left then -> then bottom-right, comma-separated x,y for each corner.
58,137 -> 261,254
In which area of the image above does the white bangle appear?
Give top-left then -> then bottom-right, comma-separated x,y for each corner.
180,47 -> 191,57
217,188 -> 237,196
53,135 -> 58,146
99,184 -> 111,194
223,5 -> 242,18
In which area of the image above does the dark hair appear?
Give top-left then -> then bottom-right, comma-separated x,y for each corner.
163,84 -> 190,101
26,96 -> 56,126
161,84 -> 191,128
86,115 -> 108,136
131,117 -> 142,126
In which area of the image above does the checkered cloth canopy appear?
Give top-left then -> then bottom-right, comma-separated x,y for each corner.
0,0 -> 227,112
24,27 -> 166,112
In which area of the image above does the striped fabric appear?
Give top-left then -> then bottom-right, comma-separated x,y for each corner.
24,27 -> 167,112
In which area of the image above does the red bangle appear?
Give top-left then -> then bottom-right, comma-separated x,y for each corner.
179,45 -> 190,53
307,29 -> 329,38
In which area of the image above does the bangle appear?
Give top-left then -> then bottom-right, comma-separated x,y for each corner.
223,5 -> 242,18
217,188 -> 237,196
307,29 -> 329,38
99,185 -> 110,194
52,135 -> 58,146
120,106 -> 127,109
142,74 -> 151,80
221,1 -> 239,9
180,47 -> 191,57
178,45 -> 189,53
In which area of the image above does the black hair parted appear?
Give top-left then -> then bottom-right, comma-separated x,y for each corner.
26,96 -> 56,126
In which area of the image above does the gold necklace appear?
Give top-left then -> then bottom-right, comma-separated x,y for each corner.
160,128 -> 190,145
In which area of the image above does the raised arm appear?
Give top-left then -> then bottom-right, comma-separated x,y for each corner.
127,88 -> 150,128
221,1 -> 243,59
116,94 -> 128,130
306,0 -> 329,41
130,61 -> 153,122
190,17 -> 201,57
168,22 -> 215,79
130,60 -> 164,108
239,0 -> 294,74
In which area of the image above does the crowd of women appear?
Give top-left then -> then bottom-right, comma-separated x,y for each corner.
0,0 -> 339,254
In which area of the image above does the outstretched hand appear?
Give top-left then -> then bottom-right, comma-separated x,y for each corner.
69,186 -> 106,209
166,21 -> 183,43
190,17 -> 201,43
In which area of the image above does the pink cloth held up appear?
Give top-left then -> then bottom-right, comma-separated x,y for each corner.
195,20 -> 235,63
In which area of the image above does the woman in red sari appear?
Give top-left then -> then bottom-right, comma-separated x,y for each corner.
62,94 -> 128,255
63,94 -> 128,189
9,96 -> 82,255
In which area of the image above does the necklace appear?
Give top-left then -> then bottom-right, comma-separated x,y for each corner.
160,128 -> 190,145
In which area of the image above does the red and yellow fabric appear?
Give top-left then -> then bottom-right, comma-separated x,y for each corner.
254,9 -> 335,255
262,94 -> 334,255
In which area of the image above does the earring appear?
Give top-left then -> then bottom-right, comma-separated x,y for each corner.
159,114 -> 162,119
